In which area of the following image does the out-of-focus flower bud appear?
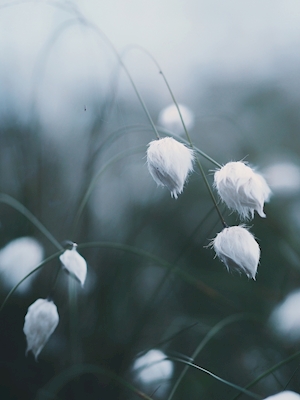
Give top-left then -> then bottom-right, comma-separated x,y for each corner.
132,349 -> 174,399
214,161 -> 271,220
263,391 -> 300,400
157,103 -> 195,135
23,298 -> 59,360
269,290 -> 300,344
212,225 -> 260,279
147,137 -> 194,199
59,243 -> 87,287
0,237 -> 44,294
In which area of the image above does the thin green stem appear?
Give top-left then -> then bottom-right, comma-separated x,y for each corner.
167,313 -> 256,400
120,46 -> 226,227
169,357 -> 262,399
71,145 -> 145,237
0,194 -> 62,250
231,350 -> 300,400
0,250 -> 63,312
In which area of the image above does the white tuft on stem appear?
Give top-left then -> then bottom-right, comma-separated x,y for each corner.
147,137 -> 194,199
214,161 -> 271,220
212,225 -> 260,280
59,244 -> 87,287
23,298 -> 59,360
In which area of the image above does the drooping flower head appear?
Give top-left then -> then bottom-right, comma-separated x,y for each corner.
212,225 -> 260,279
214,161 -> 271,220
23,298 -> 59,360
147,137 -> 194,199
59,243 -> 87,287
263,391 -> 300,400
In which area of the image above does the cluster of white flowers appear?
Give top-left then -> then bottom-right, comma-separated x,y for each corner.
23,244 -> 87,360
212,161 -> 271,279
146,129 -> 271,279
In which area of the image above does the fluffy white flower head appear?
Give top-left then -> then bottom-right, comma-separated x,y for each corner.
263,391 -> 300,400
147,137 -> 194,199
23,298 -> 59,360
59,243 -> 87,287
214,161 -> 271,220
212,225 -> 260,279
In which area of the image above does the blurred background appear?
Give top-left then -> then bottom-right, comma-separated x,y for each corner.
1,0 -> 300,399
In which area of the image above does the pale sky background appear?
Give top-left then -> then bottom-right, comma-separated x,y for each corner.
1,0 -> 300,128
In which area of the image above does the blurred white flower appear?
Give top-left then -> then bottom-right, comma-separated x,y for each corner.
132,349 -> 173,398
269,290 -> 300,344
212,225 -> 260,279
147,137 -> 194,199
0,237 -> 44,294
59,244 -> 87,287
158,103 -> 195,135
263,391 -> 300,400
263,162 -> 300,196
214,161 -> 271,220
23,298 -> 59,360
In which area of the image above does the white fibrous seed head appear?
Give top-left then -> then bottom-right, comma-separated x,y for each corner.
263,391 -> 300,400
59,245 -> 87,287
214,161 -> 271,220
23,298 -> 59,360
146,137 -> 194,199
212,225 -> 260,279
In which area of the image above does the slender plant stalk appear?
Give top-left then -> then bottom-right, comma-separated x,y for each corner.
119,46 -> 226,227
167,313 -> 258,400
169,357 -> 262,400
0,250 -> 63,312
231,349 -> 300,400
0,193 -> 62,250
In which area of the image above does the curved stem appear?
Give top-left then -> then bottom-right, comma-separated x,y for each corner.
0,194 -> 62,250
169,357 -> 262,400
231,349 -> 300,400
0,250 -> 63,312
120,46 -> 226,227
167,313 -> 257,400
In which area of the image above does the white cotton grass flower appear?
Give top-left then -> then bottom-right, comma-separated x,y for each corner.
0,237 -> 44,294
147,137 -> 194,199
157,103 -> 195,135
23,298 -> 59,360
132,349 -> 174,398
269,290 -> 300,344
212,225 -> 260,279
263,391 -> 300,400
59,243 -> 87,287
214,161 -> 271,220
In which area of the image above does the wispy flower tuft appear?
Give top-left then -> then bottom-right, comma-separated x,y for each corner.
214,161 -> 271,220
59,243 -> 87,287
147,137 -> 194,199
23,298 -> 59,360
263,391 -> 300,400
212,225 -> 260,279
